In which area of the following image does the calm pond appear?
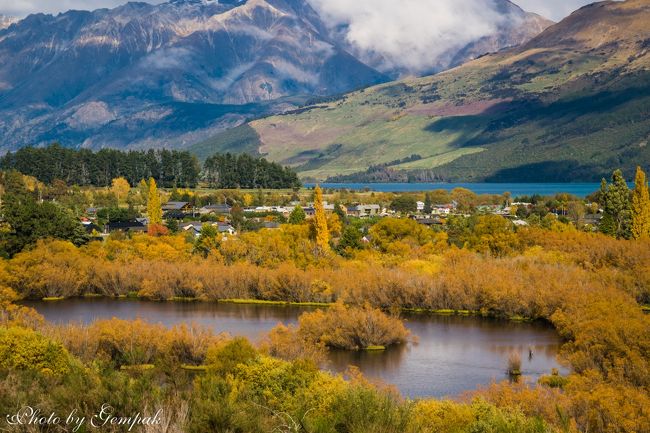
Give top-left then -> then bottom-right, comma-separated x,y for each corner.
25,299 -> 565,398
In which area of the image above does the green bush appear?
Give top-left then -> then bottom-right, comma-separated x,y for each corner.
0,326 -> 73,377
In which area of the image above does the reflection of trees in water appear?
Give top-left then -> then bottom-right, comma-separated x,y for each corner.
485,343 -> 561,359
174,302 -> 319,323
326,344 -> 409,376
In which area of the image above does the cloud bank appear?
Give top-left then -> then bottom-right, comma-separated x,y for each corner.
307,0 -> 510,74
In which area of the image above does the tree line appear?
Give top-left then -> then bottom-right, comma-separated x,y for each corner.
203,153 -> 301,189
0,144 -> 200,188
0,144 -> 301,189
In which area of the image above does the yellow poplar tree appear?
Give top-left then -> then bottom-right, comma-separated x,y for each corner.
111,177 -> 130,203
147,178 -> 163,225
631,166 -> 650,239
313,185 -> 330,251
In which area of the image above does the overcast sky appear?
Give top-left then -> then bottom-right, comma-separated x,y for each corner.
0,0 -> 598,20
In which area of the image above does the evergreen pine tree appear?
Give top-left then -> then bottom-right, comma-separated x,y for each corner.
147,178 -> 163,226
336,225 -> 363,257
289,205 -> 306,224
631,166 -> 650,239
313,185 -> 330,252
600,170 -> 631,239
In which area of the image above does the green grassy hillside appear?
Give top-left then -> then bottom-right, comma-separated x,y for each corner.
197,0 -> 650,181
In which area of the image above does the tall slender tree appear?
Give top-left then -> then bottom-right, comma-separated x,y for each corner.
313,185 -> 330,252
423,192 -> 433,215
147,178 -> 162,226
600,169 -> 631,239
631,166 -> 650,240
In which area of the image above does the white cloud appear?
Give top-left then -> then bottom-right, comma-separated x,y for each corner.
307,0 -> 510,73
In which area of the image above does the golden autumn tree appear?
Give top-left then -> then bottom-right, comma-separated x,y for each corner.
631,166 -> 650,239
147,178 -> 163,226
242,193 -> 254,207
313,185 -> 330,252
111,177 -> 131,203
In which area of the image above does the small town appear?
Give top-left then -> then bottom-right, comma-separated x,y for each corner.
77,183 -> 606,241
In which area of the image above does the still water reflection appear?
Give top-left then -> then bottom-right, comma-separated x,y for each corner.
25,299 -> 565,397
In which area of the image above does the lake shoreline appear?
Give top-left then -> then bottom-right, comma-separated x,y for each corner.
30,294 -> 550,324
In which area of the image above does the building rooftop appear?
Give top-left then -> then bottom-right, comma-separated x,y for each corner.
162,201 -> 191,211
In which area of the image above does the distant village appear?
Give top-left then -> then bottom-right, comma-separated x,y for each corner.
80,194 -> 604,239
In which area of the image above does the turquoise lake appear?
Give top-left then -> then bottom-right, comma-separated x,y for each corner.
307,183 -> 605,197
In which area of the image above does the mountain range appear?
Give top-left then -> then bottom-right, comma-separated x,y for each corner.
0,0 -> 550,152
196,0 -> 650,182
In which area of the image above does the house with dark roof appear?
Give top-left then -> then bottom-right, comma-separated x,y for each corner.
303,207 -> 316,217
180,221 -> 237,237
262,221 -> 281,230
416,218 -> 443,227
106,220 -> 147,234
162,202 -> 193,212
216,222 -> 236,235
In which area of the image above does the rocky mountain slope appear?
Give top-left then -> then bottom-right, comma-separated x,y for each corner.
0,0 -> 387,151
202,0 -> 650,181
0,0 -> 550,152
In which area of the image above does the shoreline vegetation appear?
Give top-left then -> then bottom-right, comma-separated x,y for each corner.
32,295 -> 547,321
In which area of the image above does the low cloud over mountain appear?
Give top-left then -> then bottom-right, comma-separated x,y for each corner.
307,0 -> 552,76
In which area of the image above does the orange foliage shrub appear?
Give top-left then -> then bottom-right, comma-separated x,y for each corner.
46,319 -> 225,366
294,303 -> 409,350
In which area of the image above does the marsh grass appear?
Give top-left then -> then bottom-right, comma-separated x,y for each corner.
507,352 -> 522,377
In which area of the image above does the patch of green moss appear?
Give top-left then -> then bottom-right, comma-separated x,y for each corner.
219,299 -> 331,308
168,297 -> 199,302
364,345 -> 386,351
120,364 -> 155,371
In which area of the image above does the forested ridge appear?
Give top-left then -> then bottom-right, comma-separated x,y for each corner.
0,144 -> 301,189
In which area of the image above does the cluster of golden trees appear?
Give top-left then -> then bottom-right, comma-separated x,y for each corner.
265,303 -> 410,362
